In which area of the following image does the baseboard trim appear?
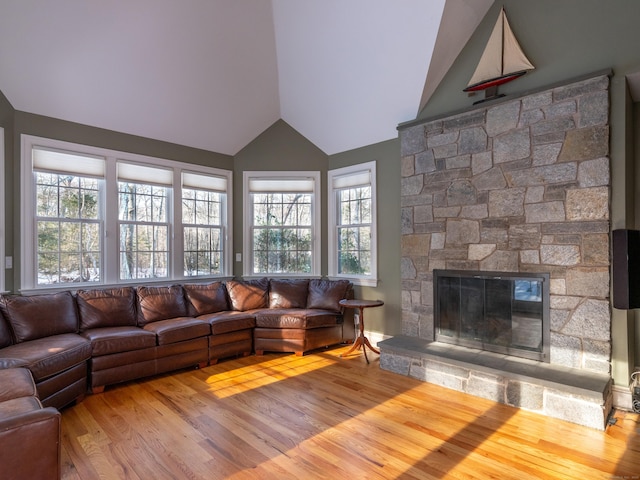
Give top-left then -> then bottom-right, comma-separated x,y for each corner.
613,384 -> 633,411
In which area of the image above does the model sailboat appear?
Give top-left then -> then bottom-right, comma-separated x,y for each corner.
464,7 -> 534,102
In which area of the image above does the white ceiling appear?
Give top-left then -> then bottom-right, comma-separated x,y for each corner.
0,0 -> 490,156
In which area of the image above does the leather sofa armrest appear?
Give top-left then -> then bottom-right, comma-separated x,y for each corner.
0,407 -> 61,480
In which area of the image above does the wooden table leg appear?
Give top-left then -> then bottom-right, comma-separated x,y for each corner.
340,306 -> 379,363
341,335 -> 364,358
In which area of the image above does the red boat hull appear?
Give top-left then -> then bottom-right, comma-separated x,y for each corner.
463,70 -> 527,93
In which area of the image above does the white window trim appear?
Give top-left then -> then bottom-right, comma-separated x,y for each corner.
0,127 -> 4,292
243,170 -> 321,278
328,161 -> 378,287
21,134 -> 232,293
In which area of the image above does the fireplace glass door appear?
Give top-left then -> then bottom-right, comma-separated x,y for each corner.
434,270 -> 550,362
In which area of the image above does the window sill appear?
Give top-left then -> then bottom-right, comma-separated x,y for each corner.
327,276 -> 378,287
19,276 -> 234,296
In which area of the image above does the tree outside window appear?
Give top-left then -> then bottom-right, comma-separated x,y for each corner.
182,188 -> 223,276
337,185 -> 372,275
118,182 -> 169,280
35,172 -> 101,285
252,193 -> 312,274
244,172 -> 320,277
328,161 -> 377,286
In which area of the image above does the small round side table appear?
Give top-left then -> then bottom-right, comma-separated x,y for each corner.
339,299 -> 384,364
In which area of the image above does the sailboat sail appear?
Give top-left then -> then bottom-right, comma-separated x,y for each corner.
464,8 -> 534,92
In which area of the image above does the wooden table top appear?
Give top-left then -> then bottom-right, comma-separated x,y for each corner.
339,299 -> 384,308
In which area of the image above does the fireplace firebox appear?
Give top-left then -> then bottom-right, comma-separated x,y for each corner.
433,270 -> 550,362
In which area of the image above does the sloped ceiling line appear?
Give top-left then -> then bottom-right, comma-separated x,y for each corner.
0,1 -> 485,155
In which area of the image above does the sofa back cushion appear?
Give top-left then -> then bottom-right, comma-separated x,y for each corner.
0,311 -> 13,348
269,279 -> 309,309
306,279 -> 351,313
226,278 -> 269,311
76,287 -> 138,331
0,291 -> 78,342
136,285 -> 188,326
183,281 -> 229,316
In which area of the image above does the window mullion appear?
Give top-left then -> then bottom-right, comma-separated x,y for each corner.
103,157 -> 118,284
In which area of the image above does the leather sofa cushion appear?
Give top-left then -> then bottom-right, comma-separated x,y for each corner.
0,396 -> 42,418
269,279 -> 309,309
0,333 -> 91,382
81,326 -> 157,356
143,317 -> 210,345
0,291 -> 78,343
306,279 -> 351,313
226,278 -> 269,311
77,287 -> 138,330
0,368 -> 37,401
183,281 -> 229,315
196,310 -> 256,335
137,285 -> 188,326
255,309 -> 340,329
0,313 -> 12,348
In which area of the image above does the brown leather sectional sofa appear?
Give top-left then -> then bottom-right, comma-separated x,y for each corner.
0,277 -> 352,479
0,367 -> 61,480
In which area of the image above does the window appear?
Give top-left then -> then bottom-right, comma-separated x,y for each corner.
117,162 -> 172,280
21,135 -> 232,292
182,172 -> 227,277
328,161 -> 377,286
33,147 -> 104,285
244,171 -> 320,276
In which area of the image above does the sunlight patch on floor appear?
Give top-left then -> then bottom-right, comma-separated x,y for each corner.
203,350 -> 342,399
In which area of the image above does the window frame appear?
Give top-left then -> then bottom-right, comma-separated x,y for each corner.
328,161 -> 378,287
243,170 -> 321,278
21,134 -> 232,293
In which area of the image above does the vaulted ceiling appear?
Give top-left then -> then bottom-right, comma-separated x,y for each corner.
0,0 -> 492,156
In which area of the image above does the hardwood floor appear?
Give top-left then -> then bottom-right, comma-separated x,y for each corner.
60,345 -> 640,479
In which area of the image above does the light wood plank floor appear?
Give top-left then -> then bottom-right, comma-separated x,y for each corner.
60,345 -> 640,479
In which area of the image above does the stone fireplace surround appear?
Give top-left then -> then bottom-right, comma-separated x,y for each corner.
380,74 -> 613,430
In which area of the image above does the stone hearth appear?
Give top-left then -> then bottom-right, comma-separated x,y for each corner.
381,74 -> 613,430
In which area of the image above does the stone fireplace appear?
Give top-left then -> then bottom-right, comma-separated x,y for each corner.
379,74 -> 613,430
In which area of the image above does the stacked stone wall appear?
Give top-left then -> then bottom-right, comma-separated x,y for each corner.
399,75 -> 611,374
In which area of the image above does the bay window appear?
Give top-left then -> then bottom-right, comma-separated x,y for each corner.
21,135 -> 232,292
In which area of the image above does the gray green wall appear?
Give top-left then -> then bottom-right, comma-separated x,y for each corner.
420,0 -> 640,385
0,91 -> 14,293
232,120 -> 328,277
233,121 -> 401,336
329,139 -> 401,336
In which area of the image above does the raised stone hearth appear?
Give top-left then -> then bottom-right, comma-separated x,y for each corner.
379,335 -> 612,430
383,74 -> 613,430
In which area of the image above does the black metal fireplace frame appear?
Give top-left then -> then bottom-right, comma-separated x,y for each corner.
433,269 -> 551,362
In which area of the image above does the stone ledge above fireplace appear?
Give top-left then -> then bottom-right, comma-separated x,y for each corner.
379,335 -> 612,430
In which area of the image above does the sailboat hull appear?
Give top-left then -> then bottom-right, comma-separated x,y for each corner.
463,70 -> 528,93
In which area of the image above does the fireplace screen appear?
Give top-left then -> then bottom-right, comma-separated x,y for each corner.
434,270 -> 550,362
